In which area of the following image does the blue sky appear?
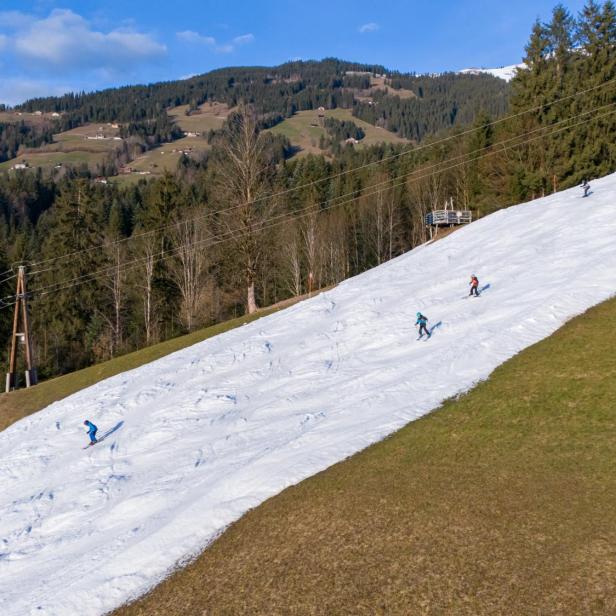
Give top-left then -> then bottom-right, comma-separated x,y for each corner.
0,0 -> 589,105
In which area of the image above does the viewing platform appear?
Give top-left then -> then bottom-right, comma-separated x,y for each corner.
425,209 -> 472,226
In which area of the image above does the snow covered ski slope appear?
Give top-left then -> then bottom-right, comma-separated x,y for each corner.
2,175 -> 616,615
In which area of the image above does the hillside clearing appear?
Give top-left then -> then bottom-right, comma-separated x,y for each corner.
268,107 -> 408,156
0,150 -> 108,172
127,136 -> 210,175
0,122 -> 123,172
167,101 -> 231,133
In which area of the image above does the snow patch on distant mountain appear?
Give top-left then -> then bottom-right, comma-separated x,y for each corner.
460,63 -> 525,82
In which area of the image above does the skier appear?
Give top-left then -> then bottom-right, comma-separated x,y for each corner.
84,419 -> 98,446
469,274 -> 480,297
416,312 -> 430,339
581,178 -> 591,198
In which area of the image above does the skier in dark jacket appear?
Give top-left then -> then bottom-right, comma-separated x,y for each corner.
581,178 -> 591,197
84,420 -> 98,445
469,274 -> 480,297
416,312 -> 430,338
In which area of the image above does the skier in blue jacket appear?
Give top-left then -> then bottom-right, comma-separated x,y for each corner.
84,420 -> 98,445
416,312 -> 430,339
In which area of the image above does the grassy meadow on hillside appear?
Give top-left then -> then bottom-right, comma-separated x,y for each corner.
0,122 -> 122,172
269,107 -> 409,156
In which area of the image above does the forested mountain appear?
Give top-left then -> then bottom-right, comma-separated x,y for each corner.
354,73 -> 509,140
15,58 -> 509,143
1,1 -> 615,384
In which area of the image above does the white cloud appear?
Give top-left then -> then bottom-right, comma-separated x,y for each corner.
11,9 -> 166,73
176,30 -> 216,46
358,22 -> 380,33
176,29 -> 254,53
0,77 -> 73,106
0,11 -> 34,29
232,33 -> 254,46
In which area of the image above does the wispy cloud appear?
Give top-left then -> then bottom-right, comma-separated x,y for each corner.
14,10 -> 166,72
232,33 -> 254,46
0,8 -> 168,104
176,30 -> 215,46
0,77 -> 74,106
358,22 -> 380,34
176,29 -> 255,53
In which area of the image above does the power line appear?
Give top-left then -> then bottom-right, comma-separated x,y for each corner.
0,272 -> 17,286
25,74 -> 616,272
8,102 -> 613,308
11,102 -> 615,305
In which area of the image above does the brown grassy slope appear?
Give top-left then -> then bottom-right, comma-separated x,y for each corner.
117,296 -> 616,615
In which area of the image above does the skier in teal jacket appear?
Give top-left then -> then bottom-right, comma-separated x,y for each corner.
84,420 -> 98,445
416,312 -> 430,338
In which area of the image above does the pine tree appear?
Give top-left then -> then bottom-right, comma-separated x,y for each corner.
34,180 -> 105,374
573,1 -> 616,179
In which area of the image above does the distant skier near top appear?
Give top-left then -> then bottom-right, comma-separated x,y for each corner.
582,178 -> 591,198
469,274 -> 480,297
84,420 -> 98,446
416,312 -> 430,339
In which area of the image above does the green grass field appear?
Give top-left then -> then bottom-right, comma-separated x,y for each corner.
269,108 -> 408,157
116,296 -> 616,615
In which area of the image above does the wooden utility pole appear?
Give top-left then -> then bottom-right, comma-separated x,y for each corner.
6,265 -> 37,392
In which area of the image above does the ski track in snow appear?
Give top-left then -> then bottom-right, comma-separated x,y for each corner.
1,176 -> 616,615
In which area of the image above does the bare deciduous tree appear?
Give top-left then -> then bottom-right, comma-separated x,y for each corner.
101,243 -> 126,358
133,231 -> 158,345
301,201 -> 320,293
169,214 -> 210,332
281,222 -> 302,297
212,107 -> 274,314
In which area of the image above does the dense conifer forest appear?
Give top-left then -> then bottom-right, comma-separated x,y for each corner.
0,1 -> 615,382
13,59 -> 509,145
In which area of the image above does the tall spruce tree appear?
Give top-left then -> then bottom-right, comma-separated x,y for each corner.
34,181 -> 105,374
573,1 -> 616,179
